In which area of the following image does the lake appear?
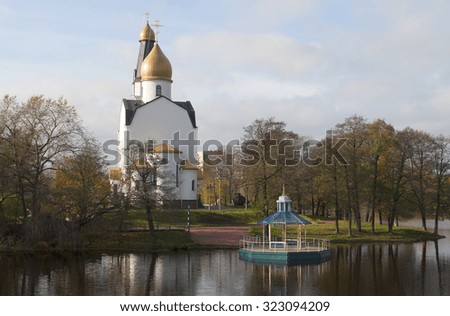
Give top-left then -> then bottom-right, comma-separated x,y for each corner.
1,220 -> 449,295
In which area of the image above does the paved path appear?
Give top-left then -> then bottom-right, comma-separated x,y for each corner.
189,226 -> 251,246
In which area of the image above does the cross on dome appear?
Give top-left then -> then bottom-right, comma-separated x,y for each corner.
152,19 -> 164,42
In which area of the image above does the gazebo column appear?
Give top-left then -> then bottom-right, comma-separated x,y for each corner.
268,225 -> 271,249
263,224 -> 266,250
298,225 -> 302,250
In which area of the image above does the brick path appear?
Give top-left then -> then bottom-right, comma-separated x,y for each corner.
189,226 -> 251,246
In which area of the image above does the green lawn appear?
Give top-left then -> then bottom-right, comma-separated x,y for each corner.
2,208 -> 442,252
104,208 -> 264,230
249,217 -> 442,243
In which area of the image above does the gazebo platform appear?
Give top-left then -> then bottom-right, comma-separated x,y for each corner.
239,236 -> 332,265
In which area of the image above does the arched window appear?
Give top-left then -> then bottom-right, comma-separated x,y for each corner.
191,180 -> 195,191
156,85 -> 162,96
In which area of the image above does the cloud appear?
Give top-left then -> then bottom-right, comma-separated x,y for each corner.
0,5 -> 12,15
172,31 -> 321,79
3,0 -> 450,148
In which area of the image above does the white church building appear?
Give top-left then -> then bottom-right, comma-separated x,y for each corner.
110,20 -> 200,209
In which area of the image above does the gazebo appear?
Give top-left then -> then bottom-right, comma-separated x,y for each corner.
239,188 -> 331,265
258,187 -> 311,249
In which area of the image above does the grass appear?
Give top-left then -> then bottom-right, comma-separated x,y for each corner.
2,208 -> 443,252
82,207 -> 264,252
249,216 -> 443,243
104,207 -> 264,230
88,230 -> 196,252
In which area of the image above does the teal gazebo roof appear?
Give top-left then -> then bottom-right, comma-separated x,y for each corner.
258,210 -> 312,225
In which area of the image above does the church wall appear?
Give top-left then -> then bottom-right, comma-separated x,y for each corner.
133,81 -> 142,99
128,98 -> 198,162
142,80 -> 172,101
179,169 -> 198,201
118,105 -> 128,168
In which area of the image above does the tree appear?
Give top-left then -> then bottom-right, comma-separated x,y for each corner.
386,128 -> 414,233
430,135 -> 449,234
335,115 -> 369,232
367,119 -> 395,233
53,137 -> 110,232
241,117 -> 299,213
0,95 -> 83,219
407,130 -> 434,231
125,144 -> 176,243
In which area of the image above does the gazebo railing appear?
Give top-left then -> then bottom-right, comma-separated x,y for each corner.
239,235 -> 330,253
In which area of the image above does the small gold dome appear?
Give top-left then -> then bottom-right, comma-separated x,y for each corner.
139,22 -> 155,41
140,43 -> 173,82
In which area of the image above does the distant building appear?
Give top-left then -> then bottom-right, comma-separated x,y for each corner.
110,20 -> 199,209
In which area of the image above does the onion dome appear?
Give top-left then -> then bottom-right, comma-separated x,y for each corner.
140,43 -> 173,82
139,22 -> 155,41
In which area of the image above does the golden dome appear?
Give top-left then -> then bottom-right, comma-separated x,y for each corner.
139,22 -> 155,41
140,43 -> 173,82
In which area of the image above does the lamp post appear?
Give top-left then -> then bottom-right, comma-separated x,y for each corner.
245,181 -> 249,210
187,205 -> 191,241
217,177 -> 222,211
207,183 -> 213,210
215,167 -> 221,211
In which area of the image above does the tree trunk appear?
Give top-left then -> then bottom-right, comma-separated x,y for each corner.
333,163 -> 339,234
434,185 -> 441,235
344,166 -> 352,236
418,169 -> 427,231
146,205 -> 156,243
371,156 -> 379,233
378,208 -> 382,225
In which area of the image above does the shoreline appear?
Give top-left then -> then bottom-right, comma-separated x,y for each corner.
0,225 -> 445,254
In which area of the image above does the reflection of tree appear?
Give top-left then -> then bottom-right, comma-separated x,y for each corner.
388,244 -> 401,292
433,241 -> 444,295
420,242 -> 427,295
145,254 -> 158,295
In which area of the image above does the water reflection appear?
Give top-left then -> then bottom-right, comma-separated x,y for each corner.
1,222 -> 449,295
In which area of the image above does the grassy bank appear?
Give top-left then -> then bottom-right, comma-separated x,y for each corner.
1,208 -> 444,252
96,209 -> 443,251
249,216 -> 443,243
104,208 -> 263,229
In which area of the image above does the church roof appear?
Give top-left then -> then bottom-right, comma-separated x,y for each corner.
139,21 -> 155,41
122,96 -> 197,128
180,160 -> 199,170
153,144 -> 181,153
141,43 -> 172,82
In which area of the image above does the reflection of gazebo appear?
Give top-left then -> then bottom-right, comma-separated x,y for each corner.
239,188 -> 331,265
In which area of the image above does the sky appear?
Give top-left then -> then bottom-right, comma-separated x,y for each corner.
1,0 -> 450,146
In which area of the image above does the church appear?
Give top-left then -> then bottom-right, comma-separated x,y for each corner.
110,20 -> 200,209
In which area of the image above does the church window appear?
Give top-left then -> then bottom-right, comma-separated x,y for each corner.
156,85 -> 162,96
191,180 -> 195,191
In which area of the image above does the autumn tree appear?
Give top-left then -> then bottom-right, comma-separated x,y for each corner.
430,135 -> 450,234
335,115 -> 369,233
367,119 -> 395,233
0,95 -> 83,219
241,117 -> 299,213
53,137 -> 110,232
406,130 -> 434,231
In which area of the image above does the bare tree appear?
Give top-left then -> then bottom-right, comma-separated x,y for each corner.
430,135 -> 449,234
125,144 -> 176,243
0,95 -> 83,218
